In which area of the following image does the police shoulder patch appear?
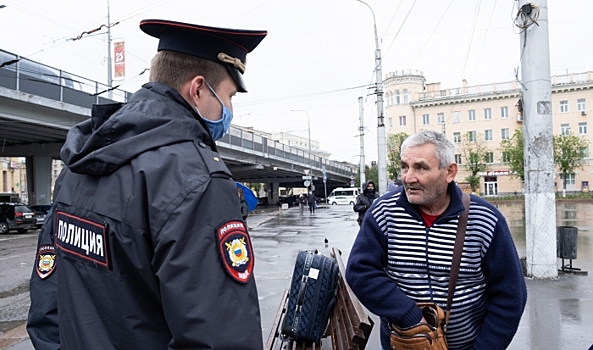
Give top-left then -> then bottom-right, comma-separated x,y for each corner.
36,244 -> 56,279
216,220 -> 254,284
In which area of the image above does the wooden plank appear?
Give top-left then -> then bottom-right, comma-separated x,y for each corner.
331,248 -> 373,334
266,289 -> 290,350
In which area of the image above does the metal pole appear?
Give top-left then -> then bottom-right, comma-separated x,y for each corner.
518,0 -> 557,278
358,96 -> 366,189
106,0 -> 113,99
291,110 -> 312,194
357,0 -> 387,194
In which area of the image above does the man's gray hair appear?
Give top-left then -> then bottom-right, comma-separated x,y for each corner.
400,130 -> 455,169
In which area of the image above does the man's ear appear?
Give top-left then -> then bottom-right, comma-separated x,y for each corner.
189,75 -> 206,101
445,162 -> 458,183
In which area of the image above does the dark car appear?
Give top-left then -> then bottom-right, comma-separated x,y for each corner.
30,204 -> 52,229
0,203 -> 36,234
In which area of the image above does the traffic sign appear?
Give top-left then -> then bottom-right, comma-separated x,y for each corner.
302,176 -> 312,180
304,180 -> 311,187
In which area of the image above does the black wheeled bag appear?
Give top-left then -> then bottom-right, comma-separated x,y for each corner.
280,250 -> 339,342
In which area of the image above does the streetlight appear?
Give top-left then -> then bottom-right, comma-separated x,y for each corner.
357,0 -> 387,194
290,110 -> 312,194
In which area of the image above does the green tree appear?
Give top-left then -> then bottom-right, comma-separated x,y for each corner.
460,131 -> 490,193
354,164 -> 378,188
387,132 -> 409,181
499,128 -> 525,180
553,132 -> 589,192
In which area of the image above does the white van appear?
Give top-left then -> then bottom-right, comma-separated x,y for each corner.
327,187 -> 360,205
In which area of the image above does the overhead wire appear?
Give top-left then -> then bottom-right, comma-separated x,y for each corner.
383,0 -> 418,57
469,0 -> 497,81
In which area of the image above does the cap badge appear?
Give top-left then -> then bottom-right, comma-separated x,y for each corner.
218,52 -> 246,74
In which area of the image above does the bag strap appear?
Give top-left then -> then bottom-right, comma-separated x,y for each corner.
444,192 -> 470,329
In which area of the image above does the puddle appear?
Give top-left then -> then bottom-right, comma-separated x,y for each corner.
0,320 -> 25,334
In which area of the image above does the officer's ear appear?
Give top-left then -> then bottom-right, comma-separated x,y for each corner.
188,75 -> 207,101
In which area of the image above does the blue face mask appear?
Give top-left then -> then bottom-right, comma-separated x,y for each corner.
194,81 -> 234,141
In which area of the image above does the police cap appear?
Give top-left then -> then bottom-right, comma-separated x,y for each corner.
140,19 -> 267,92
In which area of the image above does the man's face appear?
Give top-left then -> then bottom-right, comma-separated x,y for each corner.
366,183 -> 374,191
400,143 -> 455,206
198,75 -> 237,121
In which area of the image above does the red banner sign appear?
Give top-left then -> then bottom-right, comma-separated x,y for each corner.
113,41 -> 125,79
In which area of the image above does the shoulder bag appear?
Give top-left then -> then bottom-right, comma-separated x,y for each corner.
389,193 -> 470,350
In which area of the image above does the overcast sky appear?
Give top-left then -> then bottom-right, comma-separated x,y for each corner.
1,0 -> 592,164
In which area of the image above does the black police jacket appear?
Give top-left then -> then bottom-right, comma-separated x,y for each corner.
27,83 -> 263,350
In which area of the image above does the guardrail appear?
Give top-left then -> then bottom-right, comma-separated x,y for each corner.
0,48 -> 131,108
218,126 -> 356,177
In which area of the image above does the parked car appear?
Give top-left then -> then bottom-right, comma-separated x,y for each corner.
328,196 -> 355,205
30,204 -> 52,229
0,202 -> 36,234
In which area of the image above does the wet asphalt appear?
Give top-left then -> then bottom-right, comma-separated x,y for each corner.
3,203 -> 593,349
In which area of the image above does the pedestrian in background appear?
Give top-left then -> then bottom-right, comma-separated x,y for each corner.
298,193 -> 306,215
238,187 -> 249,222
27,19 -> 267,350
346,130 -> 527,349
307,190 -> 317,214
353,180 -> 379,226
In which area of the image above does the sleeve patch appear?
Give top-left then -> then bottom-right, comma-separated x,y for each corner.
55,211 -> 109,268
216,221 -> 254,284
36,244 -> 56,279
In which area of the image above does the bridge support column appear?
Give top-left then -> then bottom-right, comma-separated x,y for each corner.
268,182 -> 279,206
25,156 -> 52,205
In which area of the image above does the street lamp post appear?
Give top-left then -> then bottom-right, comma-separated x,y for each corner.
290,110 -> 312,194
357,0 -> 387,194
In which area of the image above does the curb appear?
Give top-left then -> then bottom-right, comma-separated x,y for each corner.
0,323 -> 27,350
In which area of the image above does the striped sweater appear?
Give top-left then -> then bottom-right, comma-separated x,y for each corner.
346,183 -> 527,350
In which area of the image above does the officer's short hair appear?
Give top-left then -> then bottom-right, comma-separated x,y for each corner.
149,50 -> 228,92
401,130 -> 455,169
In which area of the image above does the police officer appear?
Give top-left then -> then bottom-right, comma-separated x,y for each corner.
27,19 -> 267,349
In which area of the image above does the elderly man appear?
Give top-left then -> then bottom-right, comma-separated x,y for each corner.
346,130 -> 526,350
27,19 -> 266,349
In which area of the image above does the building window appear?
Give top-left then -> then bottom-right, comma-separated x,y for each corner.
502,152 -> 511,164
560,100 -> 568,113
583,147 -> 590,158
486,152 -> 494,164
453,132 -> 461,143
437,113 -> 444,124
402,89 -> 409,103
468,110 -> 476,121
501,106 -> 508,119
578,98 -> 586,112
422,114 -> 430,125
468,131 -> 476,142
455,154 -> 462,164
399,116 -> 406,126
560,173 -> 576,187
388,117 -> 393,128
561,123 -> 570,135
579,122 -> 587,135
485,129 -> 493,141
395,90 -> 400,104
452,111 -> 460,123
484,108 -> 492,120
501,128 -> 509,140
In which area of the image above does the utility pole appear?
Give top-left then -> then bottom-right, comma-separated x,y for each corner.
357,0 -> 387,194
106,0 -> 113,98
358,96 -> 366,189
518,0 -> 557,278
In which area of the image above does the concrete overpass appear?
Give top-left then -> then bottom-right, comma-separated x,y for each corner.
0,48 -> 356,205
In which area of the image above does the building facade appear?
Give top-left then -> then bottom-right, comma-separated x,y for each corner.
385,70 -> 593,196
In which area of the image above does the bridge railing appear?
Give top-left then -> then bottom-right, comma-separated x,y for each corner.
0,48 -> 131,108
219,126 -> 356,178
